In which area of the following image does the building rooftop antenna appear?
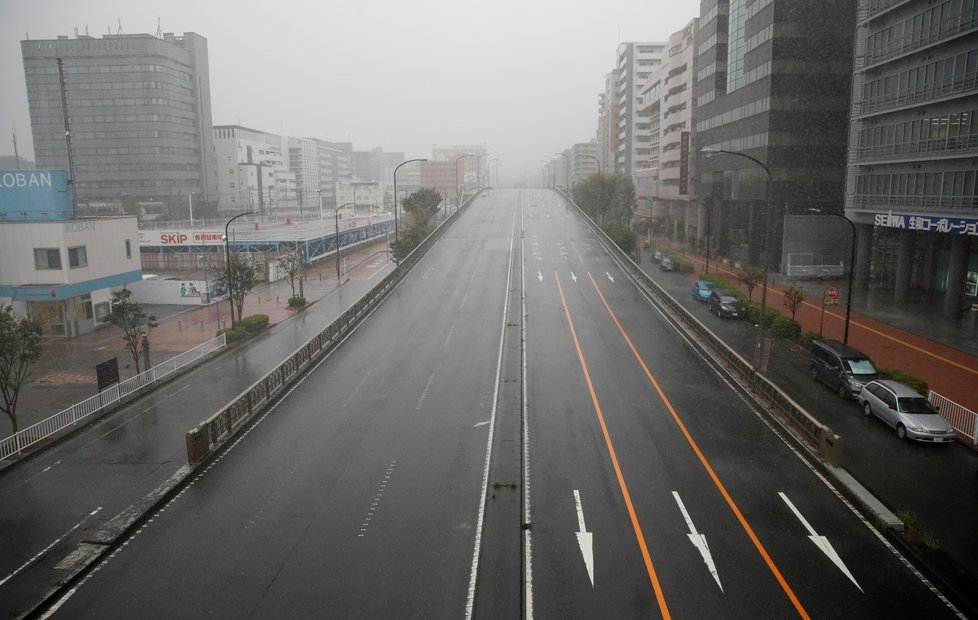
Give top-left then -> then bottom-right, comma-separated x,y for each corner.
155,17 -> 162,38
116,18 -> 123,35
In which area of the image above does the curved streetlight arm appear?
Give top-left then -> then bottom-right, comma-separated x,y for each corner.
224,211 -> 256,327
576,153 -> 601,175
393,158 -> 428,246
700,147 -> 772,182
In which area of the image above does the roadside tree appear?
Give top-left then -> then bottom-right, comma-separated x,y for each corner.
218,253 -> 258,324
0,305 -> 43,433
783,286 -> 806,320
109,288 -> 152,374
277,246 -> 305,300
400,187 -> 442,230
740,268 -> 763,301
572,173 -> 636,226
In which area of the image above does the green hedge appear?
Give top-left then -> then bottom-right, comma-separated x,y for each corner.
746,302 -> 780,328
287,296 -> 307,309
772,315 -> 802,340
880,368 -> 929,396
799,331 -> 823,350
217,313 -> 270,344
663,249 -> 695,274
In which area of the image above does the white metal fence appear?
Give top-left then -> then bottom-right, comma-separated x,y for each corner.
929,390 -> 978,445
0,334 -> 226,461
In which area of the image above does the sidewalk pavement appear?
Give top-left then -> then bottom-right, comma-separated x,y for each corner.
655,239 -> 978,417
4,239 -> 391,441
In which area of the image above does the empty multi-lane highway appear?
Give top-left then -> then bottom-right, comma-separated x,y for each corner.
41,190 -> 959,618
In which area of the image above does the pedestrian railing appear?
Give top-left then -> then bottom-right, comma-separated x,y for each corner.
0,334 -> 226,461
929,390 -> 978,445
186,190 -> 480,465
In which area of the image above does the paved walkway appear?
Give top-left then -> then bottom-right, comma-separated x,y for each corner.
4,240 -> 391,440
654,239 -> 978,417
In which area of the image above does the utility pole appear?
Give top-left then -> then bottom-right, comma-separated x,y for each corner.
57,58 -> 77,214
12,129 -> 20,169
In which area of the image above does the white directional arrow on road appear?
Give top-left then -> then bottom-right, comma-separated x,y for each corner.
672,492 -> 722,591
605,272 -> 614,283
570,271 -> 578,282
779,492 -> 863,592
537,270 -> 543,283
574,490 -> 594,587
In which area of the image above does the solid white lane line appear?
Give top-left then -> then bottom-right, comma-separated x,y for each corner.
521,193 -> 534,620
0,507 -> 102,588
465,198 -> 519,620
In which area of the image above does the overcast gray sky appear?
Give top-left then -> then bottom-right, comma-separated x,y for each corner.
1,0 -> 701,184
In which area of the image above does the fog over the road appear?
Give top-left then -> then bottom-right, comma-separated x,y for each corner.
0,0 -> 700,183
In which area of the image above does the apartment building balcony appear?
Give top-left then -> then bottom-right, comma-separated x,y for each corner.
852,131 -> 978,163
862,6 -> 978,70
861,0 -> 913,25
852,192 -> 978,211
858,69 -> 978,117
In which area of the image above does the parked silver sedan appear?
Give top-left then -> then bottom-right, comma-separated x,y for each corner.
857,380 -> 956,443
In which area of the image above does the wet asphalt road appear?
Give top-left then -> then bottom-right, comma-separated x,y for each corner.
33,190 -> 963,618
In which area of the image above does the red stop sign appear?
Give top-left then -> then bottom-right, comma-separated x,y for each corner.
826,286 -> 839,299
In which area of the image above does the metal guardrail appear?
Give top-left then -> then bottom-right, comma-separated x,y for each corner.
0,334 -> 226,461
929,390 -> 978,445
558,190 -> 844,465
185,191 -> 481,464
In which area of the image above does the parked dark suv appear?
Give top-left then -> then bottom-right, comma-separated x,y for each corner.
810,339 -> 879,399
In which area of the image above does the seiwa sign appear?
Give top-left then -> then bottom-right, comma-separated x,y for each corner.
138,230 -> 227,246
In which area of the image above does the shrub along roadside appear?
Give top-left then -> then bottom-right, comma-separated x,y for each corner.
217,314 -> 270,344
662,249 -> 695,273
879,368 -> 929,396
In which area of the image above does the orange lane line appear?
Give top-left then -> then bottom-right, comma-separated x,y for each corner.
554,272 -> 671,619
587,272 -> 810,620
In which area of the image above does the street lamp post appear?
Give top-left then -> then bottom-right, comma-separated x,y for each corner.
701,147 -> 774,373
490,158 -> 500,187
810,209 -> 857,345
477,153 -> 489,189
393,158 -> 428,245
456,154 -> 473,214
224,211 -> 255,327
334,202 -> 355,281
555,152 -> 570,188
576,153 -> 601,175
317,189 -> 324,236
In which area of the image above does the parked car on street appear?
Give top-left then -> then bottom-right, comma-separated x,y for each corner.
857,380 -> 956,442
659,256 -> 677,272
707,290 -> 746,318
692,280 -> 715,302
810,339 -> 879,399
653,250 -> 663,263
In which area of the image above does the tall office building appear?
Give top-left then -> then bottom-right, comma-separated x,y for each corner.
616,42 -> 666,175
213,125 -> 297,215
21,32 -> 218,217
695,0 -> 855,268
596,71 -> 619,174
845,0 -> 978,316
635,20 -> 700,238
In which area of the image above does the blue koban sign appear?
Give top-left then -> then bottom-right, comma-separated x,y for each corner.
0,170 -> 74,220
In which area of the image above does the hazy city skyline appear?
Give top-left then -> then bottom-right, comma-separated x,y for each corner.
1,0 -> 701,184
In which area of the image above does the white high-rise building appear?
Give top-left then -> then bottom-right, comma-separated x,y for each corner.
616,42 -> 666,175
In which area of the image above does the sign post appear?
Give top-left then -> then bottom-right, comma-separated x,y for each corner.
820,286 -> 839,335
